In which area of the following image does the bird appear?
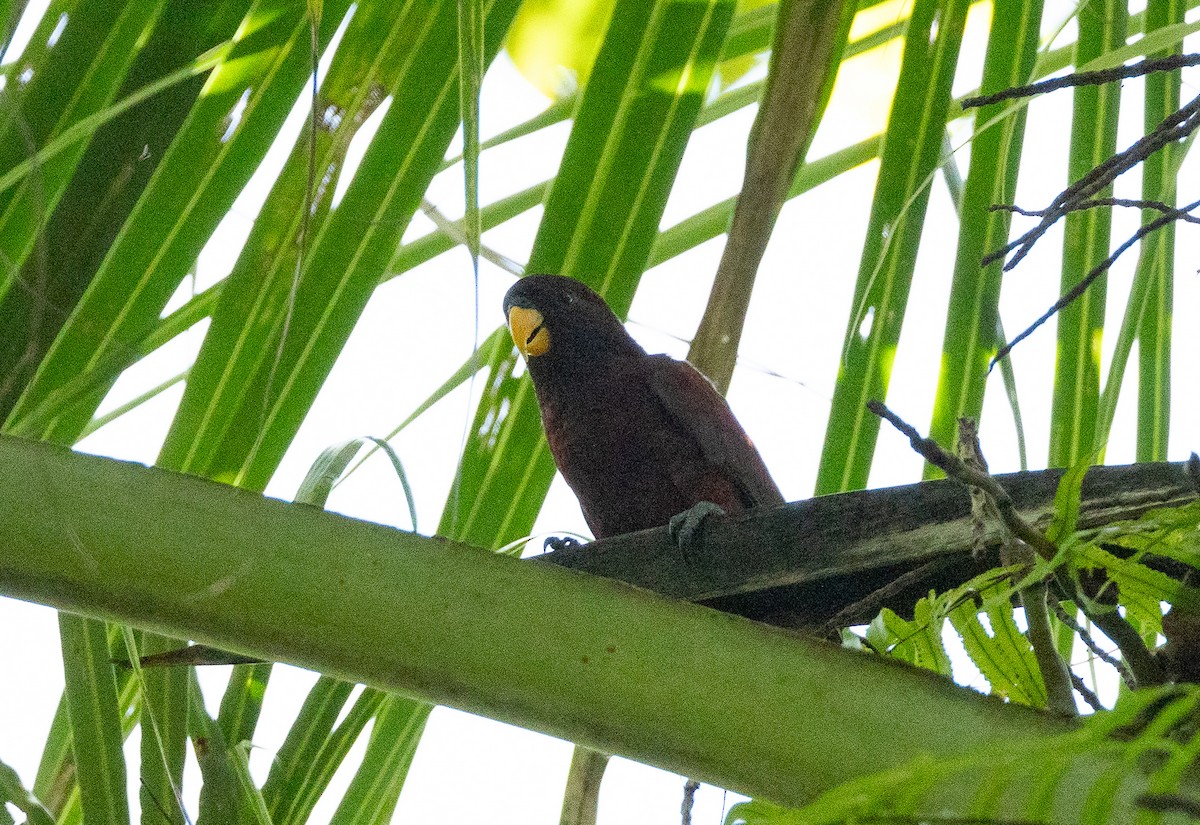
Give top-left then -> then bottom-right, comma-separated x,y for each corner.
504,274 -> 784,824
503,274 -> 783,544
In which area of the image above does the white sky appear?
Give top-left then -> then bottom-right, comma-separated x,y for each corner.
2,0 -> 1198,822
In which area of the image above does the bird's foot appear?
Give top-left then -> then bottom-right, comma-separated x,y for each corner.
668,501 -> 726,561
543,535 -> 582,553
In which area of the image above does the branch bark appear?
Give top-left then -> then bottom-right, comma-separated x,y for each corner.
0,434 -> 1088,811
544,459 -> 1198,626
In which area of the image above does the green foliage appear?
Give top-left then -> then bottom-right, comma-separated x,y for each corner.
3,436 -> 1113,815
1048,0 -> 1128,468
815,0 -> 973,495
950,596 -> 1047,706
1097,499 -> 1200,570
925,0 -> 1045,474
57,614 -> 128,825
859,491 -> 1200,711
862,567 -> 1054,707
727,684 -> 1200,825
0,758 -> 54,825
866,598 -> 952,677
1072,499 -> 1200,635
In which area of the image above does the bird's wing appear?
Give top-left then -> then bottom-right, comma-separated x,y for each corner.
646,355 -> 785,508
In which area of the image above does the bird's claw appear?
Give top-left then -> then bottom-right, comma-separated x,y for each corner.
543,535 -> 582,552
668,501 -> 726,561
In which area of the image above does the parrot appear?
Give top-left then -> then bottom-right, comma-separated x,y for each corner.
503,274 -> 784,543
503,274 -> 784,824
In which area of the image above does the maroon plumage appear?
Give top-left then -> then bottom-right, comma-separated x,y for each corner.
504,275 -> 783,540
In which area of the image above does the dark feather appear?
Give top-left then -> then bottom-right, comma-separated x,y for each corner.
647,355 -> 784,510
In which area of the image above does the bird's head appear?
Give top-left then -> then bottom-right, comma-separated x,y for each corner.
503,275 -> 643,369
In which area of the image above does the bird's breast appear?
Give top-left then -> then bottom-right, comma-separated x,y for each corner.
536,373 -> 744,539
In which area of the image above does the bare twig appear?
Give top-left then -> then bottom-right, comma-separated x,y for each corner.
867,401 -> 1058,560
1051,601 -> 1135,685
1021,581 -> 1078,716
983,94 -> 1200,271
1082,608 -> 1166,689
989,196 -> 1200,370
1069,671 -> 1103,712
958,418 -> 992,561
823,557 -> 957,634
991,197 -> 1200,223
962,53 -> 1200,108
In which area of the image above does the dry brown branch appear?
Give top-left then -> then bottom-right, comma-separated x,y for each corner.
867,401 -> 1059,560
822,557 -> 957,634
971,56 -> 1200,367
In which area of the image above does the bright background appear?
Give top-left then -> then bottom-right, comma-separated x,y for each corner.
2,0 -> 1199,822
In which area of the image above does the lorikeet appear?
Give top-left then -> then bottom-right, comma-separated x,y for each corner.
503,274 -> 783,541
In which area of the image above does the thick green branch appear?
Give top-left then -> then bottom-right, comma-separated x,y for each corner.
0,435 -> 1145,815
